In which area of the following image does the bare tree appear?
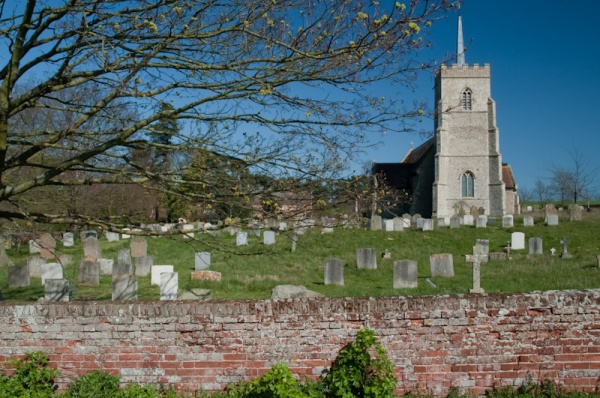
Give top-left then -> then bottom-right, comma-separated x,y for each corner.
548,147 -> 597,205
0,0 -> 455,231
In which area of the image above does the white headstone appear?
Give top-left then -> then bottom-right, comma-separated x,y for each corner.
236,232 -> 248,246
41,263 -> 63,286
476,216 -> 487,228
106,231 -> 120,242
62,232 -> 74,247
182,224 -> 195,239
463,215 -> 474,226
29,239 -> 41,254
151,265 -> 174,286
263,230 -> 276,245
160,272 -> 178,301
195,252 -> 210,270
547,214 -> 559,226
523,216 -> 534,227
384,219 -> 394,231
502,215 -> 514,228
511,232 -> 525,250
422,219 -> 434,231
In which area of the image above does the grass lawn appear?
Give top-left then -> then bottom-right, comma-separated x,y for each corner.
1,210 -> 599,302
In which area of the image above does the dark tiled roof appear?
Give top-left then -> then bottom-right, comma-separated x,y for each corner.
502,164 -> 516,190
401,138 -> 435,164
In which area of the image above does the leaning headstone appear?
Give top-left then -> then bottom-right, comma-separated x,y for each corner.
546,214 -> 559,226
263,230 -> 276,245
393,260 -> 418,289
422,219 -> 434,231
523,216 -> 534,227
370,215 -> 382,231
29,239 -> 41,254
469,255 -> 484,294
529,237 -> 543,255
429,253 -> 454,277
392,217 -> 404,232
78,260 -> 100,286
476,216 -> 487,228
112,275 -> 138,301
560,236 -> 572,259
41,263 -> 63,286
449,217 -> 461,229
8,265 -> 30,288
195,252 -> 211,270
135,256 -> 153,276
106,231 -> 120,242
356,248 -> 377,270
117,249 -> 132,267
27,256 -> 45,278
236,232 -> 248,246
160,272 -> 178,301
151,265 -> 174,286
511,232 -> 525,250
130,236 -> 147,258
62,232 -> 74,247
45,279 -> 69,302
569,205 -> 583,221
82,237 -> 101,260
502,215 -> 514,228
98,258 -> 114,275
324,258 -> 344,286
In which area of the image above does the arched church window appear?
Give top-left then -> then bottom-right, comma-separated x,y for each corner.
461,172 -> 474,197
462,89 -> 472,110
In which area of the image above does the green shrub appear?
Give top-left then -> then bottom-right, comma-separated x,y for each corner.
63,370 -> 120,398
0,351 -> 59,398
321,328 -> 396,398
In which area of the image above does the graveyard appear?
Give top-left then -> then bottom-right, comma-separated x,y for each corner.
0,207 -> 599,302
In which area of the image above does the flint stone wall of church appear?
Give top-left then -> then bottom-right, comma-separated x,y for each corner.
1,290 -> 599,396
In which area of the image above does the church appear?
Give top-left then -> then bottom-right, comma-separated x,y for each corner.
372,16 -> 518,220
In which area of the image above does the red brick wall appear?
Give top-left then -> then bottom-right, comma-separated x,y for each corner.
1,290 -> 599,396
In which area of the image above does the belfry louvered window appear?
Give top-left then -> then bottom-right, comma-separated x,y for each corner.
462,89 -> 472,110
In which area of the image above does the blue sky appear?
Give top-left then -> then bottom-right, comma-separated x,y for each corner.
361,0 -> 600,195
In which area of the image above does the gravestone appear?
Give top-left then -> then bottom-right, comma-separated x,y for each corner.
422,219 -> 434,231
0,246 -> 13,267
106,231 -> 120,242
490,252 -> 507,261
82,237 -> 101,260
8,265 -> 30,288
370,215 -> 382,231
393,217 -> 404,232
117,249 -> 132,266
130,236 -> 147,258
236,232 -> 248,246
393,260 -> 418,289
550,247 -> 557,256
412,214 -> 422,224
437,217 -> 449,228
475,239 -> 490,257
62,232 -> 74,247
402,218 -> 411,228
487,217 -> 497,226
569,205 -> 583,221
523,216 -> 534,227
29,239 -> 41,254
58,254 -> 72,267
121,229 -> 131,239
291,233 -> 298,253
38,233 -> 56,259
545,204 -> 558,221
182,224 -> 195,239
430,254 -> 454,277
469,255 -> 484,294
529,237 -> 543,255
98,258 -> 114,275
41,263 -> 63,285
190,270 -> 222,281
27,256 -> 45,278
160,272 -> 178,301
416,217 -> 425,230
279,222 -> 287,231
476,216 -> 487,228
112,275 -> 138,301
511,232 -> 525,250
78,260 -> 100,286
84,230 -> 98,239
324,258 -> 344,286
135,256 -> 153,276
560,237 -> 572,259
229,226 -> 241,236
151,265 -> 174,285
462,215 -> 474,226
112,261 -> 134,280
449,217 -> 461,229
356,248 -> 377,270
384,219 -> 395,231
45,279 -> 69,302
546,214 -> 559,226
263,230 -> 276,245
526,205 -> 533,212
249,227 -> 261,237
502,215 -> 514,228
195,252 -> 211,270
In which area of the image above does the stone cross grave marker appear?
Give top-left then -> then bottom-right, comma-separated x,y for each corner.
393,260 -> 417,289
195,252 -> 210,270
45,279 -> 69,302
529,237 -> 543,255
469,254 -> 484,294
560,236 -> 572,258
324,258 -> 344,286
160,272 -> 178,300
356,248 -> 377,270
430,253 -> 454,277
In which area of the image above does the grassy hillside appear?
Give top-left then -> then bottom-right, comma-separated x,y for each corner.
1,211 -> 599,301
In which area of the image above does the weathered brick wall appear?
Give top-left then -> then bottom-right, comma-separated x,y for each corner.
1,290 -> 599,396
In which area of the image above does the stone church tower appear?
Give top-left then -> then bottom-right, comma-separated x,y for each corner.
431,16 -> 505,218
